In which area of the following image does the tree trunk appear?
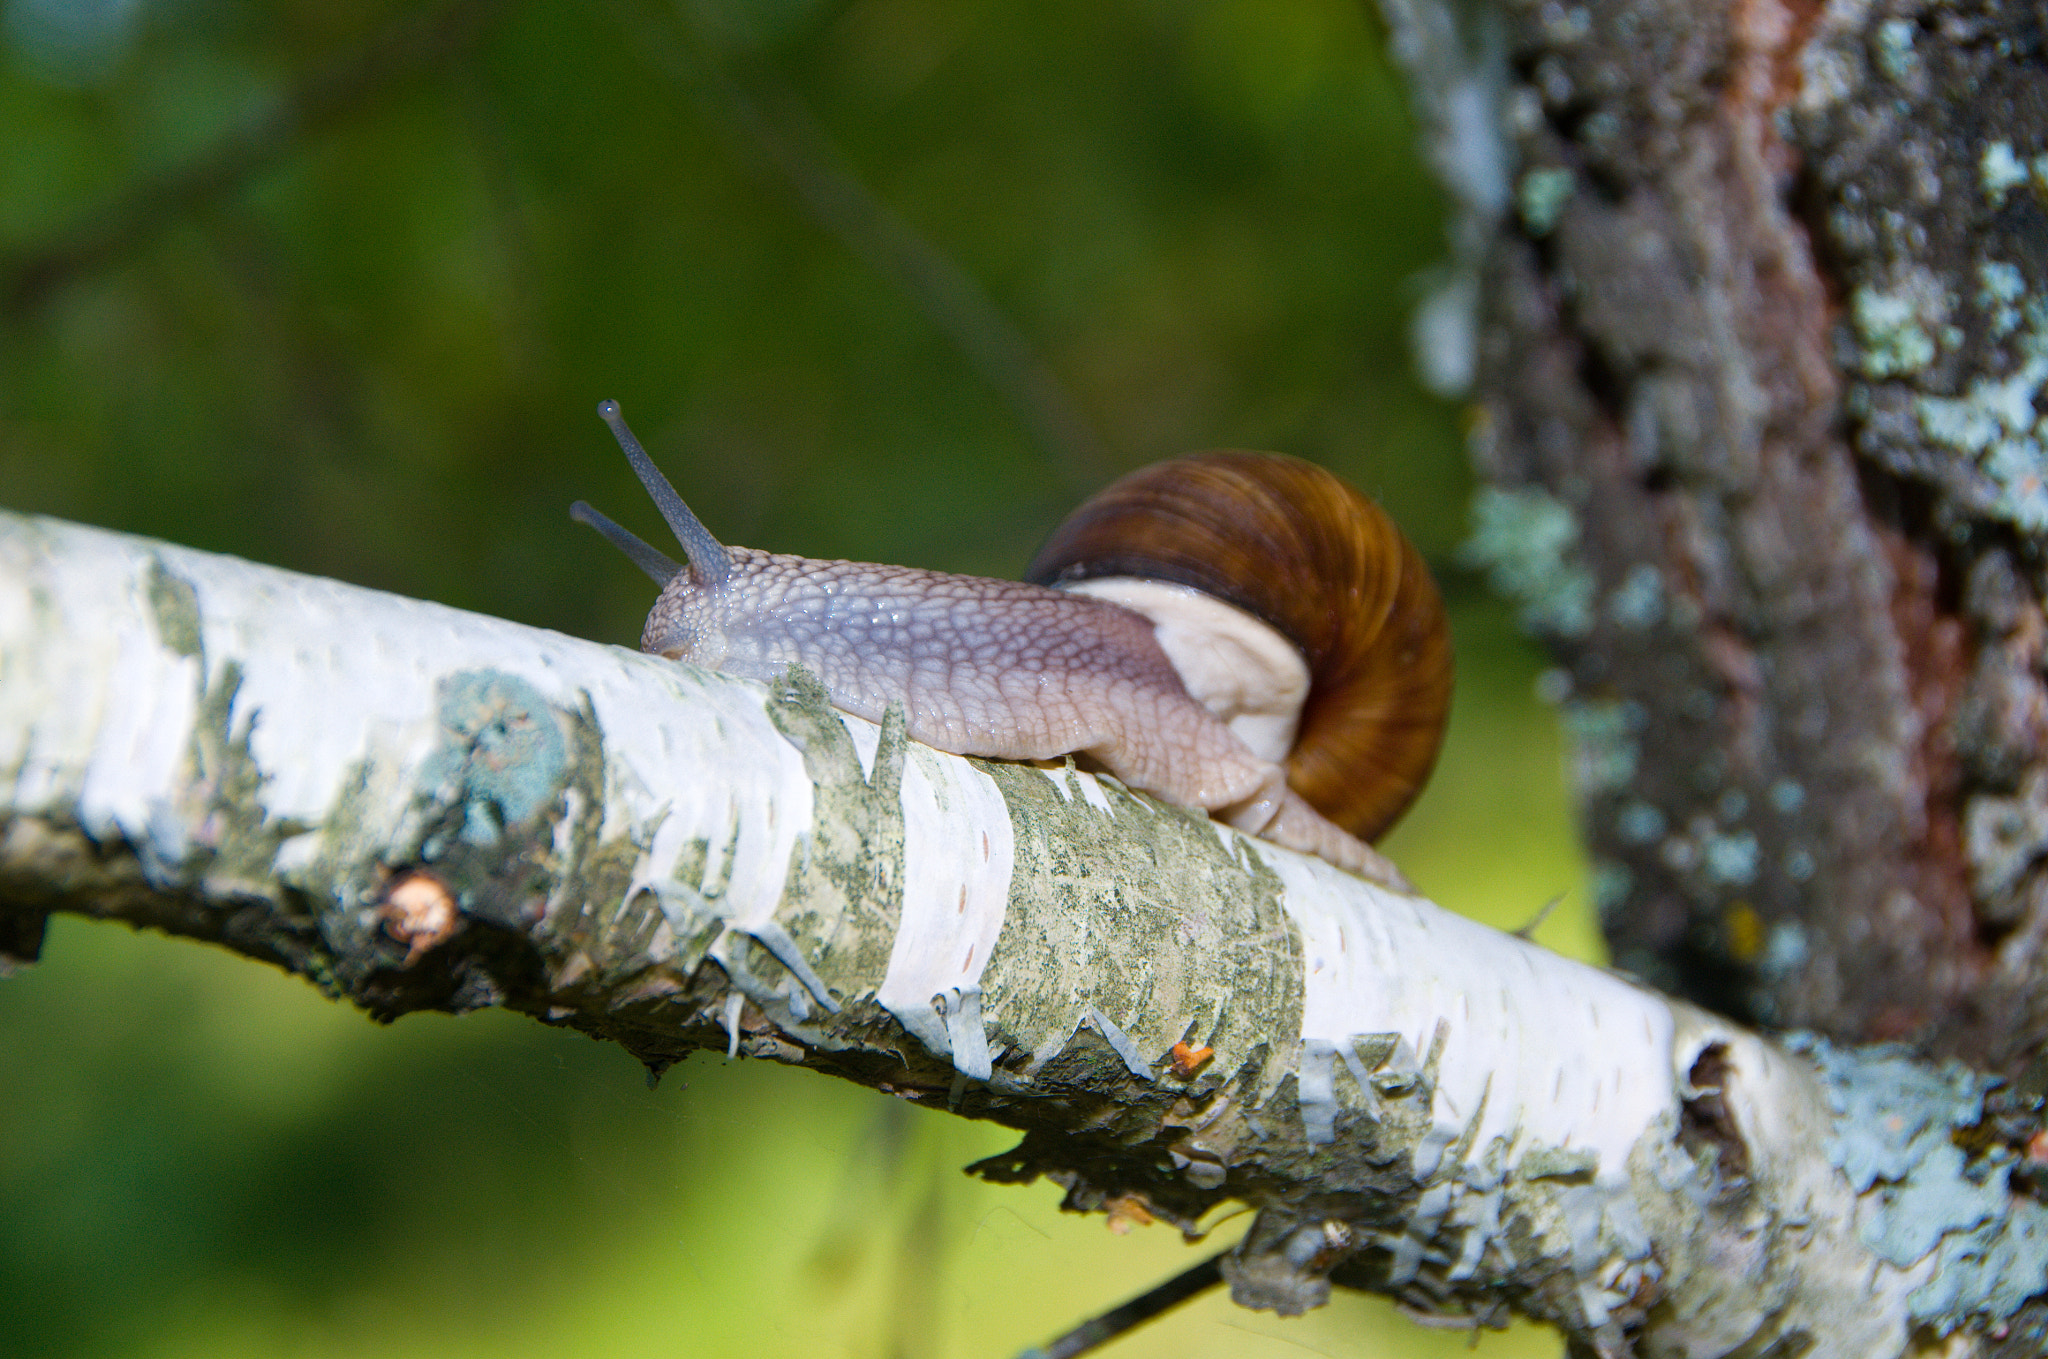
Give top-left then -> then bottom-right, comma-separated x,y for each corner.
1388,0 -> 2048,1068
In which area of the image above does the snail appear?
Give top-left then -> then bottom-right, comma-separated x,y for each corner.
571,401 -> 1451,889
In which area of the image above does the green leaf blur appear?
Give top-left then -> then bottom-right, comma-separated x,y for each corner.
0,1 -> 1588,1355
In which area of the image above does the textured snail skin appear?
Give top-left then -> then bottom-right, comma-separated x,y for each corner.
639,546 -> 1396,880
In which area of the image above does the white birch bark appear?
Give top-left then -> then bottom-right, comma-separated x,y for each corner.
4,509 -> 2041,1356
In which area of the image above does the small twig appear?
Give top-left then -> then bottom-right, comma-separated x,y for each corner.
1512,893 -> 1564,940
1014,1249 -> 1228,1359
611,0 -> 1111,492
2,0 -> 506,319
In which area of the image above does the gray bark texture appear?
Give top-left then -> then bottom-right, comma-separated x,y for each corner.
1387,0 -> 2048,1066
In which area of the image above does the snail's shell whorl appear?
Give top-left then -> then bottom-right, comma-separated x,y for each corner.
1024,452 -> 1452,843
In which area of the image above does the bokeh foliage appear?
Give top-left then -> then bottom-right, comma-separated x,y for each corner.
0,0 -> 1589,1355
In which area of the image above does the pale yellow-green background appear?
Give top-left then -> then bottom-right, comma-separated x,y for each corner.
0,0 -> 1593,1354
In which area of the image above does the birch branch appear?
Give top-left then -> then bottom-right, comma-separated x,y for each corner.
2,509 -> 2042,1357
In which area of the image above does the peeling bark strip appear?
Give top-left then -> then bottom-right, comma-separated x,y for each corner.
1384,0 -> 2048,1059
5,511 -> 2047,1354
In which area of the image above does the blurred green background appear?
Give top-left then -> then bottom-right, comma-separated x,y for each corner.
0,0 -> 1592,1355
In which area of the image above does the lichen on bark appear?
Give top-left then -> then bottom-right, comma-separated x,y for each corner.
1389,0 -> 2048,1064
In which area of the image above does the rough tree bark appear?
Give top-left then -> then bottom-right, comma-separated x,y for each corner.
1389,0 -> 2048,1065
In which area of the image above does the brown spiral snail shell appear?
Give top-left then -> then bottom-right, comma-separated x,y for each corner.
1024,451 -> 1452,846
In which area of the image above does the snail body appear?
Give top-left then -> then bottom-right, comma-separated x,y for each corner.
572,402 -> 1450,887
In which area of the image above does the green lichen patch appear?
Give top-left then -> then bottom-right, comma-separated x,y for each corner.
1852,287 -> 1938,378
979,765 -> 1303,1113
296,757 -> 392,923
1979,141 -> 2039,207
322,670 -> 590,1008
186,659 -> 299,882
144,557 -> 203,663
531,693 -> 712,991
140,558 -> 297,886
419,670 -> 570,844
1461,486 -> 1595,638
764,664 -> 908,1009
1520,1146 -> 1600,1181
1699,827 -> 1759,887
1795,1035 -> 2048,1329
144,645 -> 308,905
1560,697 -> 1643,798
1605,562 -> 1665,631
109,571 -> 332,966
1982,261 -> 2026,339
1908,289 -> 2048,532
1517,166 -> 1574,237
1873,18 -> 1919,83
